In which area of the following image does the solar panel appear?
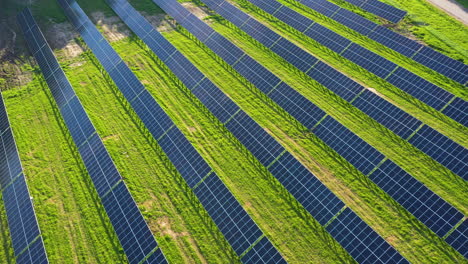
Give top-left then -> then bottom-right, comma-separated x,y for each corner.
192,79 -> 240,123
225,111 -> 285,166
408,125 -> 468,180
240,19 -> 282,48
313,116 -> 385,175
269,153 -> 344,225
233,56 -> 282,94
153,1 -> 407,262
326,208 -> 408,263
0,128 -> 23,189
268,82 -> 327,129
270,37 -> 318,72
15,237 -> 48,264
3,176 -> 41,255
194,174 -> 263,255
351,90 -> 422,139
72,0 -> 285,261
158,128 -> 212,188
241,236 -> 287,264
349,0 -> 407,23
367,26 -> 421,57
196,0 -> 467,246
442,97 -> 468,127
1,13 -> 49,263
386,68 -> 454,111
306,61 -> 362,102
20,6 -> 166,263
369,160 -> 464,237
298,0 -> 340,17
245,0 -> 467,114
445,221 -> 468,258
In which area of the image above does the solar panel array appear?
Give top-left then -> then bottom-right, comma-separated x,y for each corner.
244,0 -> 468,127
337,0 -> 407,23
0,106 -> 48,264
59,0 -> 285,261
0,12 -> 49,264
200,0 -> 468,181
200,0 -> 467,230
17,8 -> 166,264
151,0 -> 409,262
297,0 -> 468,84
445,220 -> 468,258
159,0 -> 466,257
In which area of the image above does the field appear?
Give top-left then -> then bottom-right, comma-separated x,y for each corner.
0,0 -> 466,263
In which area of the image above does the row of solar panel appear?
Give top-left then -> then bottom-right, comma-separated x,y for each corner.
17,8 -> 166,264
245,0 -> 468,127
337,0 -> 407,23
0,30 -> 48,263
298,0 -> 468,84
60,0 -> 286,261
150,0 -> 409,262
0,121 -> 48,264
199,0 -> 466,237
295,0 -> 468,85
170,0 -> 466,255
205,0 -> 467,181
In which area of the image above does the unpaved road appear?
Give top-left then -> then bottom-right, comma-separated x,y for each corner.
426,0 -> 468,25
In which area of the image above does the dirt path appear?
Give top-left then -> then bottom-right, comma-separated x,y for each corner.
426,0 -> 468,25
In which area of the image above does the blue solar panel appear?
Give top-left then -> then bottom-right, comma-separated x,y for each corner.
367,26 -> 421,57
269,153 -> 344,225
352,90 -> 422,139
158,128 -> 212,188
142,33 -> 176,63
445,221 -> 468,258
270,37 -> 318,72
241,236 -> 286,264
191,79 -> 240,123
275,7 -> 313,33
194,174 -> 263,255
204,32 -> 244,65
330,8 -> 377,35
369,160 -> 464,237
34,3 -> 167,262
342,43 -> 396,78
360,0 -> 407,23
104,1 -> 285,261
233,55 -> 282,94
313,116 -> 385,175
327,208 -> 408,263
164,51 -> 205,90
15,238 -> 48,264
141,248 -> 166,264
0,128 -> 23,188
182,14 -> 215,43
78,133 -> 122,197
248,0 -> 282,14
240,19 -> 282,48
306,62 -> 363,102
268,82 -> 326,129
216,1 -> 251,27
3,176 -> 41,255
304,23 -> 351,53
408,125 -> 467,180
107,61 -> 145,102
102,182 -> 164,264
386,68 -> 454,111
298,0 -> 340,17
59,97 -> 95,147
412,46 -> 468,85
442,97 -> 468,127
225,111 -> 285,166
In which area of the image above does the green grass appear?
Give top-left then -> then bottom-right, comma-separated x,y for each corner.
157,10 -> 466,263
